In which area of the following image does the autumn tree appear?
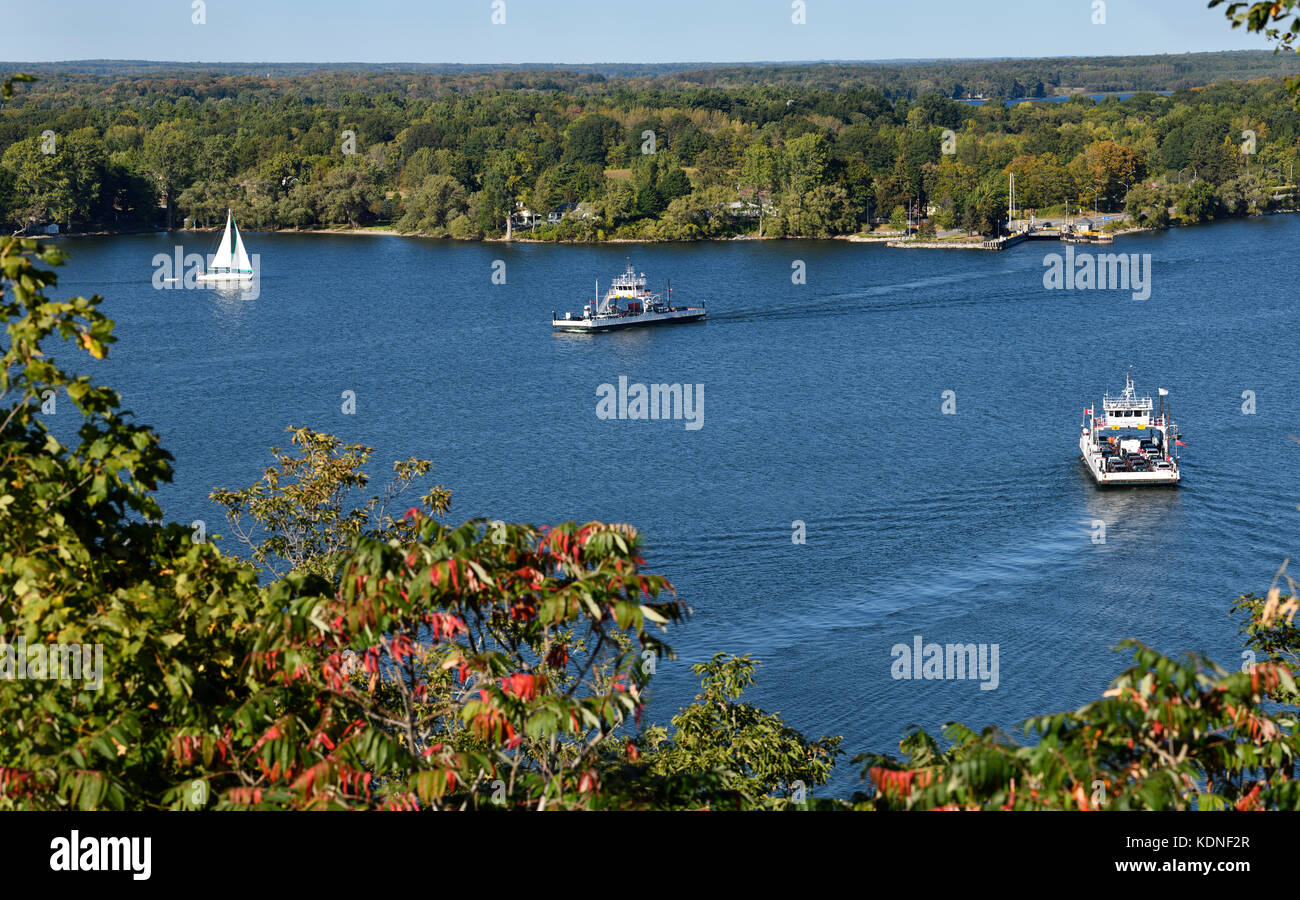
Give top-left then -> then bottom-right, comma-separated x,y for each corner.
210,428 -> 450,581
856,641 -> 1299,810
1072,140 -> 1145,212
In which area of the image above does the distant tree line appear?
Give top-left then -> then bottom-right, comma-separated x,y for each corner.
9,49 -> 1300,97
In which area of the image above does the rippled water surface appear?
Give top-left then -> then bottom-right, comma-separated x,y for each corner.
55,218 -> 1300,796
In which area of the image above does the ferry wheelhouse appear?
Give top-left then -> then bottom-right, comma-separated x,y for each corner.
1079,371 -> 1182,486
552,261 -> 706,332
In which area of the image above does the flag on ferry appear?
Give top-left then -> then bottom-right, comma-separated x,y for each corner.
1083,408 -> 1092,415
1176,440 -> 1187,446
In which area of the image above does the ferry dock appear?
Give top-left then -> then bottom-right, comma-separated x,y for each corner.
887,220 -> 1119,251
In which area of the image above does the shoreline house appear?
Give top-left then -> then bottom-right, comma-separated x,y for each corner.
514,201 -> 598,228
547,201 -> 579,224
18,218 -> 60,235
513,202 -> 539,228
513,201 -> 584,228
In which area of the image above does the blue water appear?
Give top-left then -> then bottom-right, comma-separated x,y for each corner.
51,218 -> 1300,797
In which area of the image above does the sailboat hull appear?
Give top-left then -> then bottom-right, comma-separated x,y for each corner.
195,272 -> 254,282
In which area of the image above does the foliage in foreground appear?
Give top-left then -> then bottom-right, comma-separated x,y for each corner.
210,426 -> 450,581
0,235 -> 689,810
637,653 -> 842,808
852,557 -> 1300,810
855,641 -> 1299,810
1213,1 -> 1300,103
0,236 -> 841,809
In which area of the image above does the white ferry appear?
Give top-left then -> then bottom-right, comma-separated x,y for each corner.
553,261 -> 706,332
1079,371 -> 1183,486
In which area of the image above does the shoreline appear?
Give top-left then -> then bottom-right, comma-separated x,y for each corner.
30,209 -> 1298,244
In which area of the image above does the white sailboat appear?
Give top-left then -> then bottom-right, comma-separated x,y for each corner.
196,209 -> 255,282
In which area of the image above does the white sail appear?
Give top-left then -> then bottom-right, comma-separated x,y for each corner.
211,210 -> 234,270
204,209 -> 253,276
230,218 -> 252,273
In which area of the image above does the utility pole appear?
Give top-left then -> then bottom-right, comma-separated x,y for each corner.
1008,172 -> 1016,231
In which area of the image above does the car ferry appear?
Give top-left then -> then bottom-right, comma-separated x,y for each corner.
552,261 -> 706,332
1079,371 -> 1182,486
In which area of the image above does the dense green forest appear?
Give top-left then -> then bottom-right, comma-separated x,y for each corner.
1,55 -> 1299,241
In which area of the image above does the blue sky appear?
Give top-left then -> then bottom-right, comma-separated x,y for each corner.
0,0 -> 1268,63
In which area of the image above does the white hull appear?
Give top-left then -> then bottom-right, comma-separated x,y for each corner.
552,308 -> 706,332
195,272 -> 254,283
555,261 -> 705,332
1079,432 -> 1180,486
1079,372 -> 1182,486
